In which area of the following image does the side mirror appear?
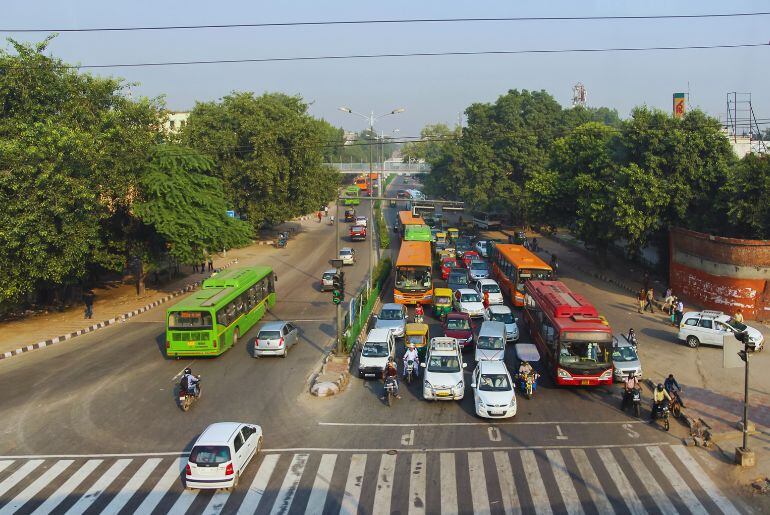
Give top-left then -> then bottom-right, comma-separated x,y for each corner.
372,315 -> 378,321
470,383 -> 477,388
462,363 -> 467,368
420,362 -> 427,368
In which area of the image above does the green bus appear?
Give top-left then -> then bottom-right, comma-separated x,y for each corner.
165,267 -> 276,357
404,224 -> 432,242
343,186 -> 361,206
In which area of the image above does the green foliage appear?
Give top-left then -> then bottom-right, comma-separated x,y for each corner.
401,123 -> 459,163
374,202 -> 390,249
134,146 -> 253,264
721,154 -> 770,239
181,92 -> 340,228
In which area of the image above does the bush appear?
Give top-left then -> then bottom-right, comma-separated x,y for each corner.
375,201 -> 390,249
343,257 -> 391,352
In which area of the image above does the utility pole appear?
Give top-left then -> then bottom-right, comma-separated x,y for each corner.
735,330 -> 756,466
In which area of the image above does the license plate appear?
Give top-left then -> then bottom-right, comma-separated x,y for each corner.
187,341 -> 195,346
365,373 -> 375,378
581,380 -> 590,385
436,390 -> 451,397
490,410 -> 504,415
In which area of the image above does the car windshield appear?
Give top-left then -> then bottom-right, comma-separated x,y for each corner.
482,284 -> 500,293
449,273 -> 469,285
168,311 -> 213,330
612,346 -> 638,362
322,272 -> 334,280
470,261 -> 487,270
442,260 -> 457,268
340,250 -> 352,256
395,266 -> 432,291
379,308 -> 403,321
446,318 -> 470,330
428,355 -> 461,372
258,330 -> 281,340
727,318 -> 748,332
461,293 -> 481,303
490,312 -> 514,324
189,445 -> 231,465
435,295 -> 451,305
407,335 -> 424,346
559,339 -> 612,370
352,225 -> 364,231
362,343 -> 389,357
479,374 -> 511,391
477,336 -> 504,350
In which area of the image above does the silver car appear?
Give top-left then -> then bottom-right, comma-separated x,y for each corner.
374,303 -> 407,338
253,321 -> 299,358
612,334 -> 642,381
485,305 -> 519,342
320,269 -> 336,291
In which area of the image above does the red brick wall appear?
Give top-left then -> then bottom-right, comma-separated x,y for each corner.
669,228 -> 770,321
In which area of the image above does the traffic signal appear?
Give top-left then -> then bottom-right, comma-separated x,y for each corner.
332,272 -> 345,305
735,330 -> 756,351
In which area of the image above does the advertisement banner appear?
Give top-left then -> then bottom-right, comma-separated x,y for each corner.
673,93 -> 686,118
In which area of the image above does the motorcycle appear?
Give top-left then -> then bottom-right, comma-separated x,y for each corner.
669,390 -> 685,418
651,400 -> 670,431
275,232 -> 288,249
621,386 -> 642,418
384,376 -> 399,406
404,359 -> 416,384
179,376 -> 201,412
519,372 -> 539,399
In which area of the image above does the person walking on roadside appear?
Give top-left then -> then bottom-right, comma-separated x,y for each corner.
663,288 -> 674,314
644,288 -> 655,313
674,300 -> 684,326
201,261 -> 206,274
208,258 -> 214,271
192,262 -> 199,273
734,309 -> 744,323
317,211 -> 322,223
324,206 -> 329,218
549,254 -> 559,278
637,288 -> 646,314
83,289 -> 95,320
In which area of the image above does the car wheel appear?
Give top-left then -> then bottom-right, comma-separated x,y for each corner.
282,347 -> 288,358
686,335 -> 699,348
257,436 -> 263,453
231,472 -> 240,490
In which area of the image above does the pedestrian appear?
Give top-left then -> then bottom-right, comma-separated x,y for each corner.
670,297 -> 677,325
644,288 -> 655,313
483,291 -> 490,310
324,206 -> 329,217
674,300 -> 684,326
317,211 -> 322,223
83,289 -> 95,320
208,258 -> 214,271
636,288 -> 645,314
663,288 -> 674,314
549,254 -> 559,277
201,261 -> 206,274
734,309 -> 744,323
192,262 -> 199,273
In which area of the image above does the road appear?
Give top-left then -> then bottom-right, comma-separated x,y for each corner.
0,176 -> 747,514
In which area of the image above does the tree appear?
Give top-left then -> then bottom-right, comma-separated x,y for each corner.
181,92 -> 340,228
0,37 -> 162,306
721,154 -> 770,239
401,123 -> 459,163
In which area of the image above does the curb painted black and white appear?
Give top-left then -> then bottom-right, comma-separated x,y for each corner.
0,260 -> 239,361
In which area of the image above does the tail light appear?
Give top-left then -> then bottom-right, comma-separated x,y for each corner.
225,463 -> 234,476
185,463 -> 191,476
213,339 -> 217,348
166,341 -> 170,349
278,338 -> 284,347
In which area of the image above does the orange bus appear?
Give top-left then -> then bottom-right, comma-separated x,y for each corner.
354,176 -> 368,191
489,243 -> 552,307
394,240 -> 433,305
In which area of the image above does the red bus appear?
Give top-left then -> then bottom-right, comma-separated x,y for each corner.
523,280 -> 613,386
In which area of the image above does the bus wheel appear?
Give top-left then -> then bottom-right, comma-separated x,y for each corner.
233,329 -> 240,345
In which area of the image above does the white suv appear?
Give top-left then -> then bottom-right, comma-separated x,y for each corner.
422,337 -> 466,400
678,310 -> 764,350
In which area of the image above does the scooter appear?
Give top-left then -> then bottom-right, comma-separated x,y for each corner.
651,400 -> 670,431
275,232 -> 288,249
621,387 -> 642,418
519,372 -> 539,399
404,359 -> 416,384
179,376 -> 201,412
384,376 -> 399,406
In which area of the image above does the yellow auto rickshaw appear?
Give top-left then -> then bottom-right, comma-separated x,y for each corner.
434,231 -> 448,249
432,287 -> 453,321
405,323 -> 430,360
446,227 -> 460,242
438,248 -> 455,261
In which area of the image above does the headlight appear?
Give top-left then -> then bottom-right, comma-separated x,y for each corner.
599,369 -> 613,380
557,368 -> 572,379
424,380 -> 432,389
509,397 -> 517,407
455,380 -> 464,390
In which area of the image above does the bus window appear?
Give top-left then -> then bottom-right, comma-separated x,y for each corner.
169,311 -> 213,329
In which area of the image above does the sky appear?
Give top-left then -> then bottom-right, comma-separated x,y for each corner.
2,1 -> 768,137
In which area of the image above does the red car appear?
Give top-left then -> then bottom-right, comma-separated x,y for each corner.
349,225 -> 367,241
461,251 -> 480,268
440,257 -> 459,280
443,312 -> 475,349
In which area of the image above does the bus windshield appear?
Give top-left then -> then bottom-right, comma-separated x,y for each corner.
396,266 -> 431,291
516,268 -> 552,293
559,338 -> 612,371
168,311 -> 213,330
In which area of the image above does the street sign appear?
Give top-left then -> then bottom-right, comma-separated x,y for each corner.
723,334 -> 744,368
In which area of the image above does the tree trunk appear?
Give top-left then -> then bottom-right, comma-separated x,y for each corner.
135,259 -> 145,295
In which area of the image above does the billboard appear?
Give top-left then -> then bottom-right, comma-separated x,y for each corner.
673,93 -> 686,118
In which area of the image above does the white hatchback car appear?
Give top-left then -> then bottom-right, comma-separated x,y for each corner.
422,337 -> 466,400
474,240 -> 489,258
678,310 -> 764,350
185,422 -> 263,490
475,279 -> 504,305
355,216 -> 368,227
339,247 -> 356,265
471,360 -> 517,418
253,321 -> 299,358
484,305 -> 519,342
453,288 -> 485,318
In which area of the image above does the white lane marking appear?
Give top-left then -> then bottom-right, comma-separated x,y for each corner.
317,421 -> 646,427
598,448 -> 646,515
101,457 -> 162,515
166,486 -> 199,515
134,458 -> 184,515
521,450 -> 552,515
545,450 -> 583,515
468,452 -> 490,515
555,425 -> 568,440
305,454 -> 337,515
647,446 -> 707,515
0,461 -> 12,474
0,452 -> 188,459
65,458 -> 132,515
440,453 -> 458,515
31,460 -> 103,515
570,449 -> 613,514
339,454 -> 367,515
201,488 -> 232,515
621,448 -> 677,515
670,445 -> 740,515
493,451 -> 521,515
270,453 -> 309,515
408,452 -> 427,515
372,453 -> 397,515
0,459 -> 44,498
0,459 -> 74,515
237,454 -> 279,515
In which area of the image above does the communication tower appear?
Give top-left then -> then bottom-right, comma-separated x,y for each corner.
726,92 -> 766,154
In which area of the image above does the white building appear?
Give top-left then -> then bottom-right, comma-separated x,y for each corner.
162,111 -> 190,134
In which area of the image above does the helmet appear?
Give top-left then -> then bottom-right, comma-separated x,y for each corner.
184,367 -> 192,375
629,328 -> 635,333
409,343 -> 416,348
522,361 -> 529,366
657,383 -> 664,391
668,373 -> 674,379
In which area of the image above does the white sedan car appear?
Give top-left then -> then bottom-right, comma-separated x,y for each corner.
453,288 -> 485,318
185,422 -> 263,489
475,279 -> 504,305
354,216 -> 368,227
339,247 -> 356,265
471,360 -> 517,418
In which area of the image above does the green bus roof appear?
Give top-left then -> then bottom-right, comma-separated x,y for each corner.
404,224 -> 432,241
167,267 -> 273,312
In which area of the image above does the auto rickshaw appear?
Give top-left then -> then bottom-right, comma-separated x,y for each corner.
446,227 -> 460,243
433,288 -> 453,321
405,323 -> 430,360
437,248 -> 455,262
434,232 -> 448,252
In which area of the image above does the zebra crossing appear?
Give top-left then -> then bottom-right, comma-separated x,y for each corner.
0,445 -> 740,514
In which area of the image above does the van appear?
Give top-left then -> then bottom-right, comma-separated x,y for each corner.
185,422 -> 263,489
358,328 -> 396,378
475,321 -> 506,362
472,212 -> 503,229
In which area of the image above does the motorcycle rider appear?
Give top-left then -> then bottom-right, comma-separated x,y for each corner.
622,372 -> 640,408
414,303 -> 424,323
180,367 -> 200,397
651,383 -> 671,420
382,359 -> 401,399
518,360 -> 534,378
664,373 -> 685,407
403,343 -> 420,378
